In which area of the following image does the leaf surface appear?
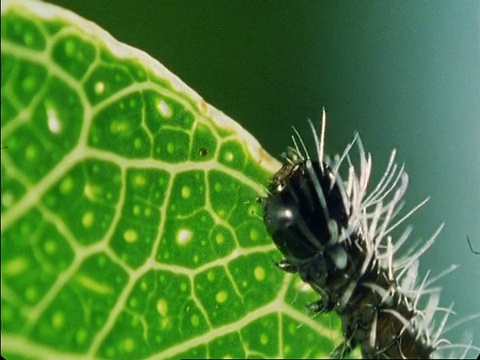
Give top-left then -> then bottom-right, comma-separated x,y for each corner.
1,0 -> 344,358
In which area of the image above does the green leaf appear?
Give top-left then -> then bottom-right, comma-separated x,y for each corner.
1,0 -> 349,358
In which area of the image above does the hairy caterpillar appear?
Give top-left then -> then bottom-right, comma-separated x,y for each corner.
261,109 -> 473,359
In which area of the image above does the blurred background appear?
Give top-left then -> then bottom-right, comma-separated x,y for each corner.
49,0 -> 480,349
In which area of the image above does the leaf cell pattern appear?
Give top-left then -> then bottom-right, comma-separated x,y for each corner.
1,1 -> 345,359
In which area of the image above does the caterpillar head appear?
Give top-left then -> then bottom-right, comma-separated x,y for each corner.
263,157 -> 349,261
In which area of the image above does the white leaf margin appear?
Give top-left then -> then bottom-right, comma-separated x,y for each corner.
1,0 -> 280,176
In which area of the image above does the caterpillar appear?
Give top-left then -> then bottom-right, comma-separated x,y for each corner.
261,109 -> 464,359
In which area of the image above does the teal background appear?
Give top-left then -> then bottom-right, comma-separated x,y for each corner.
48,0 -> 480,348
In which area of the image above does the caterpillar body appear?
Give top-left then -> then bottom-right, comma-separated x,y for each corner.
262,110 -> 461,359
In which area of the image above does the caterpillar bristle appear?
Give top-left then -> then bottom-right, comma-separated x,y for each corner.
262,110 -> 478,359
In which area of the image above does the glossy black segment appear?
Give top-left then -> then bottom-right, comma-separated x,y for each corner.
263,160 -> 348,260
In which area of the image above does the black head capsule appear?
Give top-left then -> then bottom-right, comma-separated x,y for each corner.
263,158 -> 349,262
